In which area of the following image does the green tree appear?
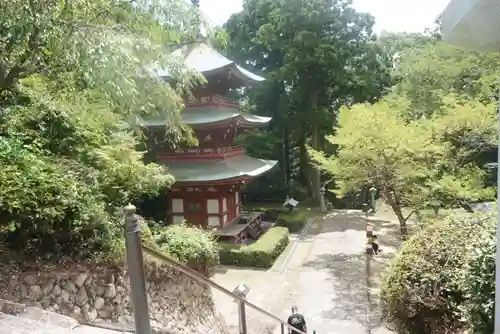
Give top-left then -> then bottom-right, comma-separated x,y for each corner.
309,98 -> 495,238
224,0 -> 392,202
383,34 -> 500,119
0,0 -> 202,260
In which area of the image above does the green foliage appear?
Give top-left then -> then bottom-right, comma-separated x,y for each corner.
462,217 -> 496,334
380,213 -> 495,334
218,227 -> 289,267
0,0 -> 203,261
309,97 -> 495,233
224,0 -> 392,199
276,210 -> 308,233
155,224 -> 220,277
236,130 -> 280,160
385,36 -> 500,119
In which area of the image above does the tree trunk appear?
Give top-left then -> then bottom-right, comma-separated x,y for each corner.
383,190 -> 408,239
310,90 -> 321,204
283,123 -> 291,189
298,123 -> 310,192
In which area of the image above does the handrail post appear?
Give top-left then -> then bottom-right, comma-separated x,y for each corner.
238,300 -> 248,334
281,323 -> 285,334
124,204 -> 152,334
233,284 -> 250,334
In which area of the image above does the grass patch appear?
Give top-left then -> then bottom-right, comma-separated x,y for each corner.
218,227 -> 289,268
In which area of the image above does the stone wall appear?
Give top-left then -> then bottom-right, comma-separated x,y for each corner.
0,260 -> 230,334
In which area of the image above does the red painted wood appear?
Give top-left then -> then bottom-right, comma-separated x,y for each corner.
218,197 -> 223,226
157,146 -> 245,162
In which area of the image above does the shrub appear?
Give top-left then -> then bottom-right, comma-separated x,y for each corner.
219,227 -> 289,267
154,224 -> 219,277
462,217 -> 496,334
380,213 -> 494,334
276,210 -> 308,233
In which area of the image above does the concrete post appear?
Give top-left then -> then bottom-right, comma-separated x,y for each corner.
238,300 -> 248,334
124,204 -> 152,334
319,187 -> 326,213
369,187 -> 377,213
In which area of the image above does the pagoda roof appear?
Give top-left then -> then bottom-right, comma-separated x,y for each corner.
156,43 -> 265,84
163,154 -> 277,183
142,107 -> 271,127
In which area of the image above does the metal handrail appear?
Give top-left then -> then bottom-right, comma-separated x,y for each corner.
141,244 -> 307,334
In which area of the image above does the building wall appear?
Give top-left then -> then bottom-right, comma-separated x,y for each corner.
169,184 -> 243,228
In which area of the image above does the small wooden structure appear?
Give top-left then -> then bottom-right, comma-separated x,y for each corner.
215,211 -> 265,244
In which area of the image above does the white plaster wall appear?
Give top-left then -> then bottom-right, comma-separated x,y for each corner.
235,191 -> 239,204
222,198 -> 227,212
223,214 -> 227,224
173,215 -> 184,224
172,199 -> 184,213
208,217 -> 220,227
207,199 -> 219,214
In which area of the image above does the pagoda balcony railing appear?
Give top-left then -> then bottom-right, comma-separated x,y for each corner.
186,94 -> 238,107
157,145 -> 245,161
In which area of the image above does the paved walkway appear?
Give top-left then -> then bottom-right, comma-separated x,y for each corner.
212,209 -> 400,334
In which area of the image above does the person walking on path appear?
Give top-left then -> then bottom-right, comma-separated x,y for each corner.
287,306 -> 307,334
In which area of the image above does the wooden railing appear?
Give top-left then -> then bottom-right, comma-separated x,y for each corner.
157,145 -> 245,161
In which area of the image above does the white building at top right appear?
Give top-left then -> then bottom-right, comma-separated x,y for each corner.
441,0 -> 500,51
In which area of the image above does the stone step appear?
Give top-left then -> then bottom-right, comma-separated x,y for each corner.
20,307 -> 79,330
0,299 -> 130,334
0,313 -> 72,334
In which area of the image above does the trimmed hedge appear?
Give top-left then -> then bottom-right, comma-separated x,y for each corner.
380,213 -> 495,334
218,227 -> 289,267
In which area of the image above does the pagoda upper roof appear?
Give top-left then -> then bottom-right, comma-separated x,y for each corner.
156,42 -> 265,84
141,106 -> 271,128
163,154 -> 277,183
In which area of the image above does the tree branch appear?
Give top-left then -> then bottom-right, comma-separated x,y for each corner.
403,210 -> 417,223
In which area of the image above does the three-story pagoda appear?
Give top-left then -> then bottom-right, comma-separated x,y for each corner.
144,42 -> 277,242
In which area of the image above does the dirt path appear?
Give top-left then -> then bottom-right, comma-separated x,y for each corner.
212,209 -> 401,334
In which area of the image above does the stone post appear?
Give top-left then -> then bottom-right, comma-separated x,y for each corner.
369,187 -> 377,213
124,204 -> 152,334
319,187 -> 326,213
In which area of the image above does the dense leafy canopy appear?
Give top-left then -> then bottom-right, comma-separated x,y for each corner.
223,0 -> 392,202
309,96 -> 496,236
307,28 -> 498,236
0,0 -> 202,261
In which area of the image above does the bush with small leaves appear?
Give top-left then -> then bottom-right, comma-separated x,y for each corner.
154,224 -> 220,277
462,215 -> 496,334
380,213 -> 495,334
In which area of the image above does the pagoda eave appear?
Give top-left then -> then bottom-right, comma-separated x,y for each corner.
163,155 -> 278,184
157,43 -> 265,85
143,112 -> 271,129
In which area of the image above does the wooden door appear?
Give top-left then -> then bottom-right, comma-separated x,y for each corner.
227,195 -> 236,222
184,199 -> 206,227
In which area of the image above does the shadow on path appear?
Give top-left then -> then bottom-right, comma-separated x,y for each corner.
298,210 -> 400,333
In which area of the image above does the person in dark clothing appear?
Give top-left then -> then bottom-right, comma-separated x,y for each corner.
287,306 -> 307,334
368,235 -> 381,254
